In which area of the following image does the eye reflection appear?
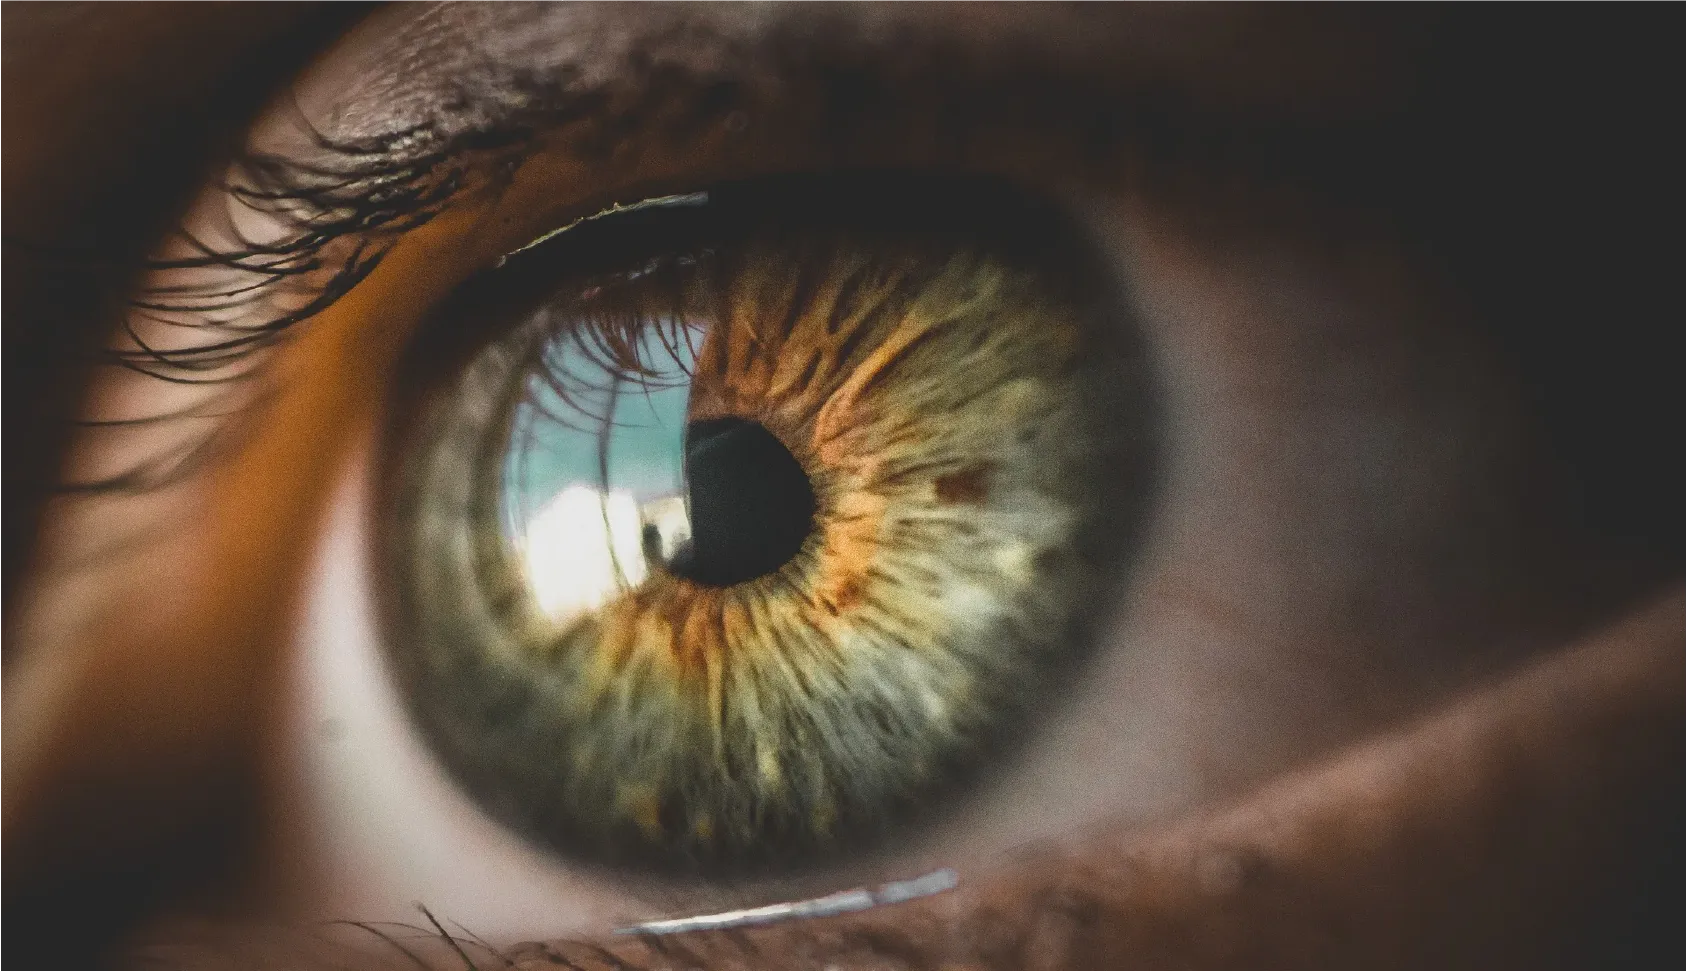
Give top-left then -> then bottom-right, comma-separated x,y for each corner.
382,177 -> 1157,874
506,326 -> 697,621
508,320 -> 821,611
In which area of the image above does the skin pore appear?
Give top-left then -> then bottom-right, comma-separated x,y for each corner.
3,4 -> 1680,967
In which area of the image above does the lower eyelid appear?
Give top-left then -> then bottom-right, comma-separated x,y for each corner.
517,588 -> 1677,969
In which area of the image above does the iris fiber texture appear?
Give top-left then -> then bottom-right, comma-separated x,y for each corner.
384,182 -> 1152,872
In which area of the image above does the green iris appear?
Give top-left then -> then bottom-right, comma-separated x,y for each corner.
380,176 -> 1158,874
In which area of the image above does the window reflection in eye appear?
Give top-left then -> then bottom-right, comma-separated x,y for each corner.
3,4 -> 1680,968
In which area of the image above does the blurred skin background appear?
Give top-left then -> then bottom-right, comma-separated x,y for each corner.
2,3 -> 1681,968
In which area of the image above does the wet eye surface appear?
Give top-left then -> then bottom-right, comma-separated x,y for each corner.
380,174 -> 1155,874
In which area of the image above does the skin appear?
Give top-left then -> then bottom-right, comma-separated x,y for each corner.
3,3 -> 1680,967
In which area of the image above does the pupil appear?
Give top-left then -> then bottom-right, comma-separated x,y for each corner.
666,417 -> 815,587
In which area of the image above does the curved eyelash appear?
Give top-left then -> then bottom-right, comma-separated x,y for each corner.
117,123 -> 519,383
526,283 -> 704,435
57,57 -> 759,497
56,121 -> 536,496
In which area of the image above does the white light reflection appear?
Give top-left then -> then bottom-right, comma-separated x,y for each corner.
519,486 -> 696,622
520,485 -> 649,621
507,316 -> 701,621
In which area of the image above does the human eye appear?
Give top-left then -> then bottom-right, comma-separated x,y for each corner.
5,5 -> 1680,968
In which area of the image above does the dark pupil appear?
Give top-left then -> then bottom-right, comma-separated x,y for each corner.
664,417 -> 815,586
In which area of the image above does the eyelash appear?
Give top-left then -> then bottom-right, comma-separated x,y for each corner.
127,128 -> 482,378
59,121 -> 533,495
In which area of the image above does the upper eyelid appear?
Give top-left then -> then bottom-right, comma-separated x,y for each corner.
107,7 -> 1159,385
63,14 -> 1015,500
107,0 -> 1426,379
72,2 -> 1414,496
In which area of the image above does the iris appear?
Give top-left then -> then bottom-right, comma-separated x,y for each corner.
382,176 -> 1157,873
